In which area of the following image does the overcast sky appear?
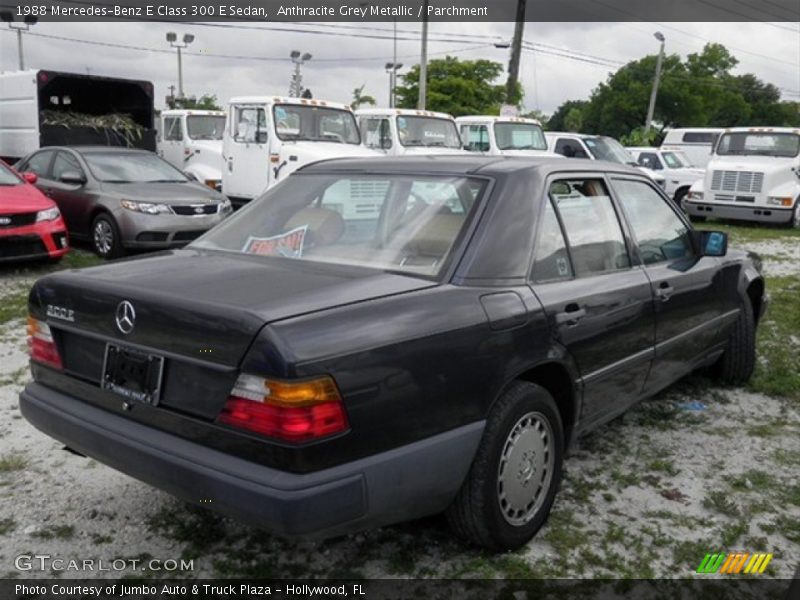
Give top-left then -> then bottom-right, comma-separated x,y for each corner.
1,20 -> 798,114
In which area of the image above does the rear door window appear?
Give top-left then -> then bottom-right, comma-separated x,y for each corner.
532,199 -> 572,282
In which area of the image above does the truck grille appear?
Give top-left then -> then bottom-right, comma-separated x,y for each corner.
171,204 -> 218,216
710,170 -> 764,193
0,212 -> 37,229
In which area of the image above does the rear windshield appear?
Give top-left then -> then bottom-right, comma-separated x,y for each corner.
716,132 -> 800,158
192,174 -> 487,278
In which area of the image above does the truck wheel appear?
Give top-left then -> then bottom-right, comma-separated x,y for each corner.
92,213 -> 124,259
711,299 -> 756,384
674,188 -> 689,210
792,200 -> 800,229
446,381 -> 564,550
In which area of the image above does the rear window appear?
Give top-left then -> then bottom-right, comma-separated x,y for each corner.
682,132 -> 719,144
192,174 -> 486,278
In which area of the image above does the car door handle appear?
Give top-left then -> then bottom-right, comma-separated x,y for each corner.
656,282 -> 674,302
555,303 -> 586,326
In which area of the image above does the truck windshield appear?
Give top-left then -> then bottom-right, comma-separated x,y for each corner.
397,116 -> 462,148
83,152 -> 188,183
662,151 -> 692,168
494,122 -> 547,150
716,132 -> 800,158
273,105 -> 360,144
187,116 -> 226,140
191,173 -> 486,278
584,137 -> 636,165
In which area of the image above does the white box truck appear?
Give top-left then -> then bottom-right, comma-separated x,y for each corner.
685,127 -> 800,226
0,69 -> 155,163
660,127 -> 723,168
158,109 -> 225,191
222,96 -> 379,207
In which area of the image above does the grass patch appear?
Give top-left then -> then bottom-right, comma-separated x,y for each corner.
725,470 -> 778,493
0,453 -> 28,472
706,221 -> 800,245
647,459 -> 679,477
0,288 -> 29,324
773,515 -> 800,543
32,524 -> 75,540
747,419 -> 789,438
719,521 -> 749,547
0,518 -> 16,535
773,448 -> 800,467
703,490 -> 740,517
750,275 -> 800,401
672,538 -> 712,569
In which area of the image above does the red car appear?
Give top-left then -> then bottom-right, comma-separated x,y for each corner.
0,163 -> 69,263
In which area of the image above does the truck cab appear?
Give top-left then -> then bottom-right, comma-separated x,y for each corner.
158,109 -> 225,191
222,97 -> 379,207
660,128 -> 723,169
456,116 -> 555,156
686,127 -> 800,226
627,146 -> 705,207
357,108 -> 466,155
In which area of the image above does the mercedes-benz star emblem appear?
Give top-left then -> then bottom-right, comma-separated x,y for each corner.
115,301 -> 136,334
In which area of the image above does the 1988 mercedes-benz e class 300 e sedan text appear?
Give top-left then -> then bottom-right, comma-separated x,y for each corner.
20,156 -> 765,550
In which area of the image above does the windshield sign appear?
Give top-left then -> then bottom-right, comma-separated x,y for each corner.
187,115 -> 226,141
273,105 -> 361,144
494,122 -> 547,151
717,132 -> 800,158
192,174 -> 486,277
397,116 -> 462,148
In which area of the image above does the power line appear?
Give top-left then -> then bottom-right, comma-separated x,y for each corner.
695,0 -> 800,32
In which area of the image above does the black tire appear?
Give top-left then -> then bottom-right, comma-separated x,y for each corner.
91,213 -> 124,259
689,214 -> 707,223
711,299 -> 756,384
446,381 -> 564,550
674,188 -> 689,210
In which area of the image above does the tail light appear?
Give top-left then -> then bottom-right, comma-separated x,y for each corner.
27,316 -> 63,370
216,374 -> 348,443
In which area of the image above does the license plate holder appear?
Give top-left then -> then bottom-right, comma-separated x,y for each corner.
102,344 -> 165,405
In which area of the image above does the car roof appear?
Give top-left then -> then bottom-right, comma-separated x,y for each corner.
38,146 -> 154,155
297,155 -> 645,178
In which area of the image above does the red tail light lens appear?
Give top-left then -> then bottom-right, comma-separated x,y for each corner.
27,316 -> 63,370
216,374 -> 348,443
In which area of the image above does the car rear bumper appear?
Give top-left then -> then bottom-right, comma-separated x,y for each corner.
20,381 -> 483,538
685,201 -> 792,224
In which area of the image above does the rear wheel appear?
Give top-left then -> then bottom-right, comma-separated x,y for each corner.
92,213 -> 124,259
446,381 -> 564,550
711,299 -> 756,384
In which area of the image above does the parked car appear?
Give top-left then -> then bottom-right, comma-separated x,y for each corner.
0,162 -> 68,263
357,108 -> 467,155
20,156 -> 765,550
545,132 -> 667,189
686,127 -> 800,227
627,146 -> 705,207
660,127 -> 723,169
15,146 -> 232,258
157,109 -> 225,191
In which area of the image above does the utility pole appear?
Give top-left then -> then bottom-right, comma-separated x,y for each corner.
504,0 -> 526,106
645,32 -> 666,132
392,18 -> 397,107
418,0 -> 429,110
1,13 -> 37,70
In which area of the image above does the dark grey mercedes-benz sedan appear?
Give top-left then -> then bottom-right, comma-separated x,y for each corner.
20,156 -> 765,550
16,146 -> 232,258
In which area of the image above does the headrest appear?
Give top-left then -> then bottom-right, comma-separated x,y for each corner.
286,207 -> 345,246
406,213 -> 465,258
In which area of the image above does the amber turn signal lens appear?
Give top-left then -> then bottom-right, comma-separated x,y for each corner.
265,376 -> 342,407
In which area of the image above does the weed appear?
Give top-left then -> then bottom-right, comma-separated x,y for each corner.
0,454 -> 27,472
32,525 -> 75,540
703,491 -> 740,517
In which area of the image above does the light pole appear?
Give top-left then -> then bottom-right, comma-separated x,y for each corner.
645,32 -> 666,132
166,32 -> 194,98
1,12 -> 37,70
290,50 -> 312,97
418,0 -> 429,110
385,62 -> 403,108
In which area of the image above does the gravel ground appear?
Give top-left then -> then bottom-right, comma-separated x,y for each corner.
1,236 -> 799,581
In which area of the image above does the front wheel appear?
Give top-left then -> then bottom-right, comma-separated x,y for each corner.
92,213 -> 124,259
446,381 -> 564,550
791,199 -> 800,229
711,299 -> 756,384
674,188 -> 689,211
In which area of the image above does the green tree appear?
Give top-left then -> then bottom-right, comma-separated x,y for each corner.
351,84 -> 376,110
168,94 -> 222,111
546,100 -> 588,131
395,56 -> 516,116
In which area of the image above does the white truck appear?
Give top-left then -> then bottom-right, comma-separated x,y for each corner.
222,96 -> 379,207
626,146 -> 705,207
660,127 -> 723,169
158,109 -> 225,191
0,69 -> 156,163
545,132 -> 667,189
685,127 -> 800,227
356,108 -> 466,155
456,115 -> 555,156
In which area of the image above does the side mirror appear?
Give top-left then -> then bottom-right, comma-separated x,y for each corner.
59,171 -> 86,185
22,172 -> 38,184
699,230 -> 728,257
